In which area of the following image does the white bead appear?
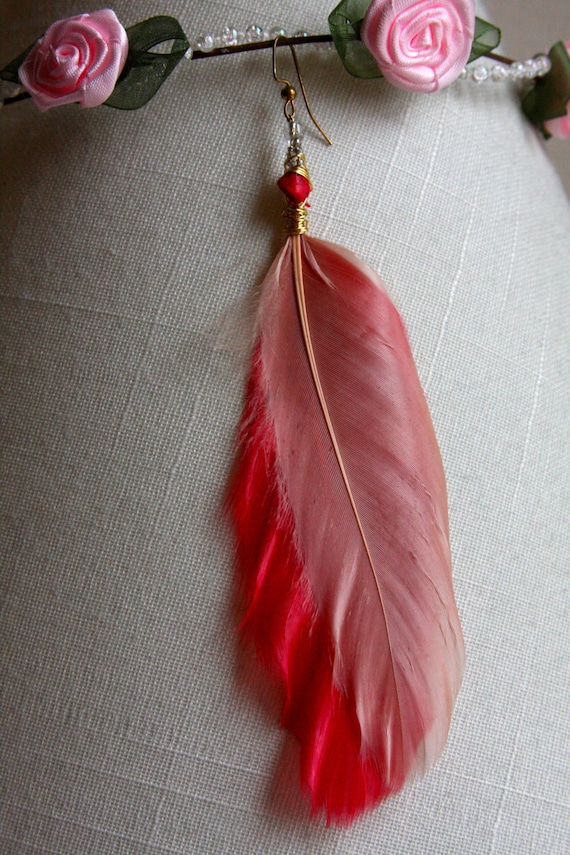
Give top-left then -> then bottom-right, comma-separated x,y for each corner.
491,64 -> 508,81
245,24 -> 263,42
220,27 -> 238,46
196,33 -> 215,52
459,67 -> 468,80
510,61 -> 525,80
472,65 -> 489,83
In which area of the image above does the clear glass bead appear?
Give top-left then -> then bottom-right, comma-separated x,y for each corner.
509,62 -> 525,80
472,65 -> 489,83
284,125 -> 303,148
491,64 -> 508,81
1,81 -> 24,99
245,24 -> 263,42
524,59 -> 539,78
536,55 -> 552,76
270,26 -> 286,38
290,121 -> 303,138
458,67 -> 468,80
293,30 -> 309,39
196,33 -> 215,52
220,27 -> 238,46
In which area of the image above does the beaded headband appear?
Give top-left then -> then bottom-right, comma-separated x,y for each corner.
1,3 -> 569,139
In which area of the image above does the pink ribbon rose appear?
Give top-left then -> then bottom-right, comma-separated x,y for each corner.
361,0 -> 476,93
543,39 -> 570,139
19,9 -> 128,111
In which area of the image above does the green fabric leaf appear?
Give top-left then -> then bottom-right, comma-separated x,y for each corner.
104,16 -> 189,110
0,43 -> 34,83
328,0 -> 381,80
522,42 -> 570,136
468,17 -> 501,63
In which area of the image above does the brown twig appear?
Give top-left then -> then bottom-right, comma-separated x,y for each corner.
191,34 -> 333,60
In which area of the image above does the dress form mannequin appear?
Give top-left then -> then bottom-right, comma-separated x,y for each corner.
1,1 -> 569,852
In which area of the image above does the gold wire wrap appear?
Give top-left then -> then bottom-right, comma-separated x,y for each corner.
283,148 -> 311,181
282,198 -> 309,235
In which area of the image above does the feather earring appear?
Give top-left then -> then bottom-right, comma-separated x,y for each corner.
228,41 -> 465,825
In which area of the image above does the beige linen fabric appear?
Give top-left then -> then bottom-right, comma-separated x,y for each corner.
1,2 -> 569,853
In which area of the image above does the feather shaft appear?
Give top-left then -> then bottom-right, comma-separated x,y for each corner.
292,235 -> 401,719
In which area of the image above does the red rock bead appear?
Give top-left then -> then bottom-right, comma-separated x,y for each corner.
277,172 -> 311,204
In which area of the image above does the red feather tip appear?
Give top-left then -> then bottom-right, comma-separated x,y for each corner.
230,357 -> 400,822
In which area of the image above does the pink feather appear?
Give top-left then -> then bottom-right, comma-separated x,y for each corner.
229,234 -> 464,824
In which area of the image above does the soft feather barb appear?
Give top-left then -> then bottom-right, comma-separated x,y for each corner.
228,234 -> 464,824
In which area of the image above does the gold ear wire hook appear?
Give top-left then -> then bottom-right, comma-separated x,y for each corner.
272,37 -> 297,122
272,37 -> 332,146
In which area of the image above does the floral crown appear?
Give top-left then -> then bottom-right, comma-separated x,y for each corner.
1,2 -> 569,140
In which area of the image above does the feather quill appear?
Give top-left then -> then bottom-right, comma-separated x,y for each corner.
229,228 -> 464,823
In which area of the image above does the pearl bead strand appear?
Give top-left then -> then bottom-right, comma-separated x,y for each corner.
459,55 -> 552,83
191,24 -> 334,56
